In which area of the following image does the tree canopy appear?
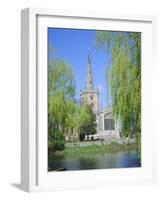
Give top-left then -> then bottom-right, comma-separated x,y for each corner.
78,105 -> 97,141
96,31 -> 141,139
48,58 -> 76,152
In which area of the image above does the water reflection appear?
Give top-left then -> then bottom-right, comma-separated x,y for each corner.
48,149 -> 141,171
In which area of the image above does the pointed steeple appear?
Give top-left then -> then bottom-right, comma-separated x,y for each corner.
86,48 -> 93,90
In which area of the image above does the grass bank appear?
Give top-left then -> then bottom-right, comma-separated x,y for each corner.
54,143 -> 138,156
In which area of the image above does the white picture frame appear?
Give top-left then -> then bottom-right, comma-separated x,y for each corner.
21,8 -> 157,192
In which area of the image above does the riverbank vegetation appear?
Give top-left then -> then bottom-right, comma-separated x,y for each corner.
52,143 -> 138,157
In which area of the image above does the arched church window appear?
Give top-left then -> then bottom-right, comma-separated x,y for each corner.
90,95 -> 93,100
104,118 -> 115,130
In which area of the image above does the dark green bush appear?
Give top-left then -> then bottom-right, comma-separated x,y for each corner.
79,131 -> 85,141
53,131 -> 65,150
48,131 -> 65,155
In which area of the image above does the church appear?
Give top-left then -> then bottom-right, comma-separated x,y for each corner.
80,49 -> 120,141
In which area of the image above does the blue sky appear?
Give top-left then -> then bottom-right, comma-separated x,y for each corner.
48,28 -> 112,107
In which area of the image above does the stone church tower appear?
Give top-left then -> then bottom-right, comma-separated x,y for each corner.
80,49 -> 99,111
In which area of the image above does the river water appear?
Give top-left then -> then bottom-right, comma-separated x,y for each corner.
48,148 -> 141,171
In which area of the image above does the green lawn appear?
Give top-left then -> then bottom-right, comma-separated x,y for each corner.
55,143 -> 138,156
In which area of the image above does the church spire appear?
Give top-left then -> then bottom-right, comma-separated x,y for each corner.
86,48 -> 93,90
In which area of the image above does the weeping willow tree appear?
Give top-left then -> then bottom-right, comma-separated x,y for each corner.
96,31 -> 141,150
48,58 -> 77,153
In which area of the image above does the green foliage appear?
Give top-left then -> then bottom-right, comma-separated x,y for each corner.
95,31 -> 111,50
65,100 -> 80,141
48,59 -> 75,100
48,57 -> 76,153
78,105 -> 97,141
96,31 -> 141,144
48,131 -> 65,153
